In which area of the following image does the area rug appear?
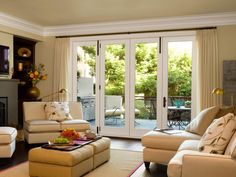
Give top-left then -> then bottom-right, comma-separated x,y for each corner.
0,149 -> 142,177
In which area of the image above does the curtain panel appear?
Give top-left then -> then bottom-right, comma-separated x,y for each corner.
196,29 -> 220,112
53,38 -> 70,101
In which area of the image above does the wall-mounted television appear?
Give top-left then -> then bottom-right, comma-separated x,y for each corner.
0,45 -> 9,76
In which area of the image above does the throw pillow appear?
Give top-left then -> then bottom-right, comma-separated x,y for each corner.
198,113 -> 236,154
44,102 -> 73,122
224,131 -> 236,159
185,106 -> 220,135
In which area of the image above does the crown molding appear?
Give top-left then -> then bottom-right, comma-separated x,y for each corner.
0,11 -> 236,37
43,12 -> 236,36
0,12 -> 44,36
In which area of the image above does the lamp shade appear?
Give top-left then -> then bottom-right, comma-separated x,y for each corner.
212,88 -> 224,95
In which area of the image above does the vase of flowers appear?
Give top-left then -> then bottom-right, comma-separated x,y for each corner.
26,63 -> 47,99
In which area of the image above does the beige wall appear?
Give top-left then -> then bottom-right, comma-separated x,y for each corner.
0,32 -> 13,78
218,25 -> 236,87
35,36 -> 56,98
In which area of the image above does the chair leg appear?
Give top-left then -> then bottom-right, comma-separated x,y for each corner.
144,161 -> 150,169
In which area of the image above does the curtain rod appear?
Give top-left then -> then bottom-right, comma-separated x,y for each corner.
56,26 -> 217,38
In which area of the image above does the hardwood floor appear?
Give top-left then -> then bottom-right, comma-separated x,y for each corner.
0,138 -> 167,177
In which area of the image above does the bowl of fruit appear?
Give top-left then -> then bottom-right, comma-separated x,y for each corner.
60,128 -> 80,140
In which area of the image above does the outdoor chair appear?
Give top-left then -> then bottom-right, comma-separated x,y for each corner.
105,95 -> 124,124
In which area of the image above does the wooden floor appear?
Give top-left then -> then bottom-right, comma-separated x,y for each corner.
0,138 -> 167,177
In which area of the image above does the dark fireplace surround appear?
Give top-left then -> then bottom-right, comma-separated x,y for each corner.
0,97 -> 8,126
0,79 -> 18,127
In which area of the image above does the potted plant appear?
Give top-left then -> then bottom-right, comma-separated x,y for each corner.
184,101 -> 191,108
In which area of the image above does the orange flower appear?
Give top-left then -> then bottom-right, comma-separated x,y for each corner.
41,75 -> 47,80
29,73 -> 34,78
34,71 -> 39,76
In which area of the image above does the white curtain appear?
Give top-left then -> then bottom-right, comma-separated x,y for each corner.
53,38 -> 70,101
196,29 -> 220,113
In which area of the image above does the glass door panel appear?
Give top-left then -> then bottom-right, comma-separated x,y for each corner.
76,44 -> 97,129
130,38 -> 160,137
134,42 -> 158,129
100,40 -> 129,136
166,40 -> 193,130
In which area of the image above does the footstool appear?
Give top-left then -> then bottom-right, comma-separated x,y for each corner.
0,127 -> 17,158
89,137 -> 111,168
29,145 -> 94,177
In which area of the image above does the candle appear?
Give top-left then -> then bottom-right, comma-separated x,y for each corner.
18,63 -> 23,71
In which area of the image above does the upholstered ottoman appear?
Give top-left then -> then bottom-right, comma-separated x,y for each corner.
0,127 -> 17,158
89,137 -> 111,168
29,145 -> 94,177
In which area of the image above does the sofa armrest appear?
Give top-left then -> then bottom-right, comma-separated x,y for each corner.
182,151 -> 236,177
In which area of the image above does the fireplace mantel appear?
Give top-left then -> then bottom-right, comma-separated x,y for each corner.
0,79 -> 19,126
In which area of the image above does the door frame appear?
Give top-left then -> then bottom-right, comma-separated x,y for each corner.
99,39 -> 130,137
129,37 -> 162,137
70,31 -> 196,138
162,36 -> 197,127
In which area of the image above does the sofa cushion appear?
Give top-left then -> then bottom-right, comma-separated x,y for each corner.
185,106 -> 219,136
25,120 -> 61,132
44,102 -> 73,122
178,140 -> 200,152
141,130 -> 201,151
198,113 -> 236,154
0,127 -> 17,144
224,131 -> 236,158
60,120 -> 90,131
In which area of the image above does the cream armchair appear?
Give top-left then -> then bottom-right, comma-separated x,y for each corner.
23,102 -> 90,144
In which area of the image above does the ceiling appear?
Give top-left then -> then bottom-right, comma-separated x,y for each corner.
0,0 -> 236,27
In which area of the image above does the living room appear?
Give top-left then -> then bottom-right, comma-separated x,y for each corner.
0,0 -> 236,177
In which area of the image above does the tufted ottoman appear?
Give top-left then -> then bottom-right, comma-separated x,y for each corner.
0,127 -> 17,158
29,145 -> 94,177
89,137 -> 111,168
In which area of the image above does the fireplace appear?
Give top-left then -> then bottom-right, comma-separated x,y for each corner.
0,97 -> 8,126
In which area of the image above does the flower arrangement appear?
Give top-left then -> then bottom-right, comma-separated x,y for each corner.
28,63 -> 47,86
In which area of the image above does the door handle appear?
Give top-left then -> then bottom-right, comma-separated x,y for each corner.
163,97 -> 166,108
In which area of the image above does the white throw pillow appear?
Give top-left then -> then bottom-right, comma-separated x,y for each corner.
185,106 -> 220,135
44,102 -> 73,122
198,113 -> 236,154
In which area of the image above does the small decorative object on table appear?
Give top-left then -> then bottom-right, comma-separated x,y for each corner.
173,100 -> 184,108
26,63 -> 47,100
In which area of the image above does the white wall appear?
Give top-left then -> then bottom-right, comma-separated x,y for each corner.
0,32 -> 13,78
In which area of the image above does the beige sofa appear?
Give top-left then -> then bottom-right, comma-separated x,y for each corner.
23,102 -> 90,144
168,133 -> 236,177
142,106 -> 235,165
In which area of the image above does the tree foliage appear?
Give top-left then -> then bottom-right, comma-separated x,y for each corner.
81,44 -> 191,97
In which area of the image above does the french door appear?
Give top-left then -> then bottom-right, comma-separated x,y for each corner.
99,40 -> 130,136
72,34 -> 195,138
